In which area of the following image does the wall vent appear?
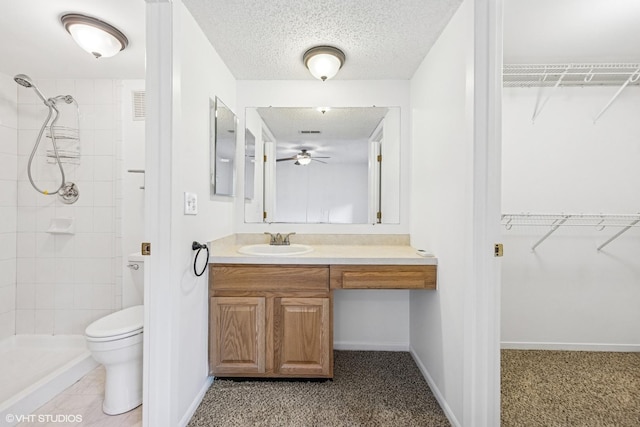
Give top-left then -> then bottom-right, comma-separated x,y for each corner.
132,90 -> 146,121
299,130 -> 321,134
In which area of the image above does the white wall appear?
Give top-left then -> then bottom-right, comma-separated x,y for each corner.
147,1 -> 237,425
501,86 -> 640,350
409,1 -> 473,425
0,72 -> 18,340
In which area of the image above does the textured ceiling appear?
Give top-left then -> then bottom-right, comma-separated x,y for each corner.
0,1 -> 637,81
182,0 -> 463,80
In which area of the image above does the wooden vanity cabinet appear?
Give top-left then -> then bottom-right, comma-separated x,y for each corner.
209,264 -> 332,378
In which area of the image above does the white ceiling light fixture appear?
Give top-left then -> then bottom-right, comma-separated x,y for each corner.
303,46 -> 345,81
61,13 -> 129,59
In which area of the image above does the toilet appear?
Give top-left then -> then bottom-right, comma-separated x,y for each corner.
85,304 -> 144,415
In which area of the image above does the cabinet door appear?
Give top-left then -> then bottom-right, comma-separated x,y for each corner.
274,297 -> 331,377
210,297 -> 265,375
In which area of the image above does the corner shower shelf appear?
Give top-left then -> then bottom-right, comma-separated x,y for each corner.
46,218 -> 75,235
503,63 -> 640,123
501,213 -> 640,252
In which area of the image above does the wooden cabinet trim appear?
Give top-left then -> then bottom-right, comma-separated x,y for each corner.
330,264 -> 437,289
211,264 -> 329,292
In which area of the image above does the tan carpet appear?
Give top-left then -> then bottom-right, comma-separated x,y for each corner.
501,349 -> 640,427
188,351 -> 450,427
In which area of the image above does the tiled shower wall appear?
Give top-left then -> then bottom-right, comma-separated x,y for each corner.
0,73 -> 18,340
14,78 -> 121,335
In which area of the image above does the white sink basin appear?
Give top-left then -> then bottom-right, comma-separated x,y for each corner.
238,244 -> 313,256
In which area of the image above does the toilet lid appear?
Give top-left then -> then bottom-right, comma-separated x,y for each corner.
86,305 -> 144,339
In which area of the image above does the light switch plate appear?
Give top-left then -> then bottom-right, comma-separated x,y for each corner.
184,192 -> 198,215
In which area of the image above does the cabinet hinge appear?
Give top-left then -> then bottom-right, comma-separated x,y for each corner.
377,211 -> 382,221
377,154 -> 382,162
263,155 -> 267,162
263,211 -> 267,219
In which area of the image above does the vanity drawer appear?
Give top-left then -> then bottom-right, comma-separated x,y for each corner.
210,264 -> 330,292
330,265 -> 436,289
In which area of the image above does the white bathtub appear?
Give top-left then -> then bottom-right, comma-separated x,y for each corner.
0,335 -> 98,426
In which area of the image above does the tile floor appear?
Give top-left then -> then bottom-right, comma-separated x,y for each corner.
17,366 -> 142,427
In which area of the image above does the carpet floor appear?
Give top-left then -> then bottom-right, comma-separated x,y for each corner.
501,350 -> 640,427
188,351 -> 450,427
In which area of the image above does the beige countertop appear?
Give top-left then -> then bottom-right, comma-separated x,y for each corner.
208,234 -> 437,266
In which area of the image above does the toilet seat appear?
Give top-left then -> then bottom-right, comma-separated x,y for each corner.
86,305 -> 144,342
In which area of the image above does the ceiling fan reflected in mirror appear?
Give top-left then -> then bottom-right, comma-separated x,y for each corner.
276,149 -> 330,166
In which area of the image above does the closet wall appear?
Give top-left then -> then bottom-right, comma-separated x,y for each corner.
501,85 -> 640,350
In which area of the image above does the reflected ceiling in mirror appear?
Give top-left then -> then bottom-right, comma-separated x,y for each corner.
244,106 -> 400,224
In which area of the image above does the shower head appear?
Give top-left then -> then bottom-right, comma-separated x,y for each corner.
14,74 -> 48,104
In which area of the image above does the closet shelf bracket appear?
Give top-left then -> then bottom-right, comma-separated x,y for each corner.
593,68 -> 640,124
596,218 -> 640,251
530,215 -> 569,252
531,67 -> 569,123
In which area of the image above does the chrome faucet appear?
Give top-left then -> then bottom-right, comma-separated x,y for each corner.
264,232 -> 296,246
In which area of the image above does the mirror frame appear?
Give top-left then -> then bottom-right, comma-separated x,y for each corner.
210,97 -> 237,198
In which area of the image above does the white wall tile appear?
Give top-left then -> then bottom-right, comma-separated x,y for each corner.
35,284 -> 55,309
0,311 -> 15,339
93,181 -> 114,207
0,125 -> 17,155
16,258 -> 35,283
54,309 -> 74,334
0,232 -> 17,260
0,153 -> 17,180
93,156 -> 114,181
35,232 -> 55,258
54,234 -> 75,258
93,207 -> 114,233
54,284 -> 74,310
0,179 -> 17,207
34,309 -> 55,334
0,207 -> 16,232
94,130 -> 114,155
13,78 -> 122,335
0,101 -> 18,129
16,284 -> 35,309
54,258 -> 74,282
74,80 -> 95,106
94,80 -> 115,104
18,104 -> 49,130
0,258 -> 16,286
0,285 -> 15,313
15,309 -> 35,334
35,258 -> 56,283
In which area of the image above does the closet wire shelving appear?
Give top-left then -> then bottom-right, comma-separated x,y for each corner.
503,63 -> 640,123
501,213 -> 640,252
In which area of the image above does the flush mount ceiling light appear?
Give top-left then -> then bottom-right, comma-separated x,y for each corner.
61,14 -> 129,59
303,46 -> 345,81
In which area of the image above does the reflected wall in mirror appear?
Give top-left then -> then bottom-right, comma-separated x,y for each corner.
244,107 -> 400,224
210,97 -> 237,198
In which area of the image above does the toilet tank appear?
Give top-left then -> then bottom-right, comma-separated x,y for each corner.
124,253 -> 144,307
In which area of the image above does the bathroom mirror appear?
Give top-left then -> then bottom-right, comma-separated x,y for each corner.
244,107 -> 400,224
210,97 -> 237,198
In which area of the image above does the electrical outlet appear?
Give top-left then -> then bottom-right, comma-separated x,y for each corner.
184,192 -> 198,215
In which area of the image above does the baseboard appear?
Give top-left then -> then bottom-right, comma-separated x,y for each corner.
179,376 -> 214,427
501,341 -> 640,352
409,346 -> 461,427
333,341 -> 409,351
